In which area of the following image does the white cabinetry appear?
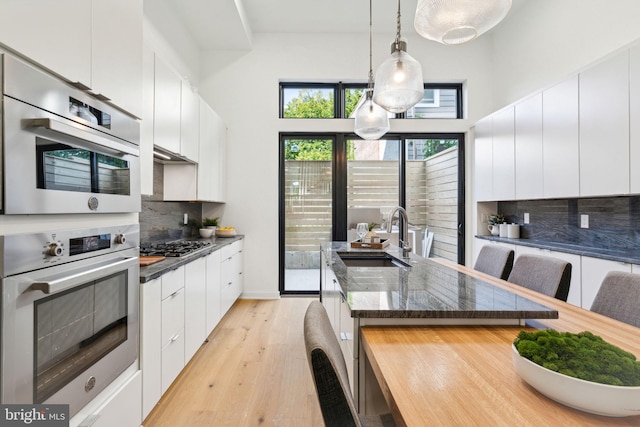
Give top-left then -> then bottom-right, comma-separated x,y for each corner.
579,51 -> 630,197
542,76 -> 580,198
160,267 -> 186,394
153,56 -> 182,155
220,241 -> 244,315
198,102 -> 226,202
86,371 -> 142,427
141,277 -> 162,419
0,0 -> 142,117
184,257 -> 207,361
474,116 -> 493,201
180,80 -> 200,162
629,45 -> 640,194
515,94 -> 543,199
581,257 -> 631,310
206,250 -> 222,332
141,44 -> 155,196
339,292 -> 356,392
514,246 -> 582,307
492,107 -> 516,201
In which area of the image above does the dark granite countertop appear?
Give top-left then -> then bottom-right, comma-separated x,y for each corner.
475,235 -> 640,265
322,242 -> 557,321
139,235 -> 243,283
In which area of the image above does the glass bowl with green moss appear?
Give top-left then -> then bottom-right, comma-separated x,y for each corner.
512,329 -> 640,417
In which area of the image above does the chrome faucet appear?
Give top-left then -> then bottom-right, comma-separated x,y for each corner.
387,206 -> 411,258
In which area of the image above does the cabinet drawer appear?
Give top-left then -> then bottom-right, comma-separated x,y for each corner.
161,289 -> 184,344
161,330 -> 184,394
161,266 -> 185,299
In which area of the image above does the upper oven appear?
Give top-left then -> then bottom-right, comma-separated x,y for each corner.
0,51 -> 140,214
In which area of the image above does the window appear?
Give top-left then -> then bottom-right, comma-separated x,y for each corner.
280,82 -> 463,119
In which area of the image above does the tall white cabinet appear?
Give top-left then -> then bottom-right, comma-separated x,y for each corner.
515,93 -> 543,199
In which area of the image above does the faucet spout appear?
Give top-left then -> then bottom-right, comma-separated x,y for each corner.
387,206 -> 411,258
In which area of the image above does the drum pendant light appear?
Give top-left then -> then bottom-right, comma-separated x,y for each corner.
354,0 -> 390,140
373,0 -> 423,114
414,0 -> 512,45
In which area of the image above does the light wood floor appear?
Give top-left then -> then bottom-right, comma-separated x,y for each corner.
142,297 -> 324,427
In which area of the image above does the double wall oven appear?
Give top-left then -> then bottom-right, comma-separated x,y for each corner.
1,224 -> 139,417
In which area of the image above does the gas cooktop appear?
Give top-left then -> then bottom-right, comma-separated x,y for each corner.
140,240 -> 212,257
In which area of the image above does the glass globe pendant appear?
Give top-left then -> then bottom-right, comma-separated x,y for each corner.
354,88 -> 389,140
373,0 -> 423,113
354,0 -> 389,140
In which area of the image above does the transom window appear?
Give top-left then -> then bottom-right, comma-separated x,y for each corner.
279,82 -> 462,119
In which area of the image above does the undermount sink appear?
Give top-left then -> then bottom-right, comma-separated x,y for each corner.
337,251 -> 411,268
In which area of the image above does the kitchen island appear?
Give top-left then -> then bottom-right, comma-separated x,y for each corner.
319,242 -> 558,412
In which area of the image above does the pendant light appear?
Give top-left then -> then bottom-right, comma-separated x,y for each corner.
354,0 -> 390,140
414,0 -> 512,45
373,0 -> 423,114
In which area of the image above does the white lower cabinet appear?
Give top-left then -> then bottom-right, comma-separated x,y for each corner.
141,277 -> 161,419
580,257 -> 632,310
339,292 -> 356,393
220,241 -> 244,315
160,267 -> 186,393
514,246 -> 582,307
185,257 -> 207,361
206,250 -> 222,333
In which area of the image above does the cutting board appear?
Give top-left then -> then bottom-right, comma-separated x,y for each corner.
139,256 -> 166,266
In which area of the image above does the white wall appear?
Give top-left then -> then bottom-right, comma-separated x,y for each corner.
491,0 -> 640,109
198,32 -> 493,298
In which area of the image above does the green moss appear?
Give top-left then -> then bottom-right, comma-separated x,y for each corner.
514,329 -> 640,386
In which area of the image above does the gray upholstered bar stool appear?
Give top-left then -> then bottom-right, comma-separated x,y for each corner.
304,301 -> 396,427
507,254 -> 572,301
590,271 -> 640,327
473,245 -> 514,280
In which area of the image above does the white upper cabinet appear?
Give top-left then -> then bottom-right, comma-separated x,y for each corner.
474,116 -> 493,201
198,101 -> 220,201
0,0 -> 142,118
491,106 -> 516,201
515,93 -> 543,199
579,51 -> 630,197
180,81 -> 200,162
91,0 -> 143,117
140,44 -> 155,196
630,45 -> 640,194
542,76 -> 580,198
153,56 -> 182,155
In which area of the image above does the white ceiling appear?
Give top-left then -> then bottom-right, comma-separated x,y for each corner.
153,0 -> 525,51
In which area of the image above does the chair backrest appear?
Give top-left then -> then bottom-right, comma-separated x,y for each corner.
590,271 -> 640,327
304,301 -> 361,427
507,254 -> 572,301
473,245 -> 514,280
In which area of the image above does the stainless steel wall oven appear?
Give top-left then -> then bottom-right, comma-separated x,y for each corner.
0,51 -> 140,214
1,224 -> 139,417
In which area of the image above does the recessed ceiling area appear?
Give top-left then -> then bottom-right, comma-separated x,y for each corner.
146,0 -> 525,51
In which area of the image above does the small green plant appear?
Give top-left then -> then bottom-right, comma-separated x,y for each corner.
487,214 -> 505,225
367,223 -> 377,231
514,329 -> 640,386
202,217 -> 219,227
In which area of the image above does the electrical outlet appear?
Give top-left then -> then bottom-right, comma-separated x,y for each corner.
524,213 -> 530,224
183,213 -> 189,225
580,214 -> 589,229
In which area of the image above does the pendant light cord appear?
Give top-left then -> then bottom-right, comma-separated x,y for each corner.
394,0 -> 402,48
368,0 -> 374,90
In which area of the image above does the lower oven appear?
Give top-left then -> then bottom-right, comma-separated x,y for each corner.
0,224 -> 139,417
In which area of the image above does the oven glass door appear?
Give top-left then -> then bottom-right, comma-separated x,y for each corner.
34,269 -> 128,403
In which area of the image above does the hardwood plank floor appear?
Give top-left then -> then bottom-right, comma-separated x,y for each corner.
143,297 -> 324,427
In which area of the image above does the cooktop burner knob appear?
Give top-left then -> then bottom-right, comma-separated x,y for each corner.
114,234 -> 126,244
46,243 -> 63,257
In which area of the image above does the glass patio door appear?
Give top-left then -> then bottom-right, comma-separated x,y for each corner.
280,137 -> 333,293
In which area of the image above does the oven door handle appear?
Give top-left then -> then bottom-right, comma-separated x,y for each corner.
31,257 -> 138,295
23,117 -> 139,156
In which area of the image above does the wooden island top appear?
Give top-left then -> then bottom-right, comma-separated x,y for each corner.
360,258 -> 640,427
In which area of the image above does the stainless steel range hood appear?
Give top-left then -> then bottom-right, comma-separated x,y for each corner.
153,146 -> 196,164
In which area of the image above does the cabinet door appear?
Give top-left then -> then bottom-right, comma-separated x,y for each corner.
91,0 -> 142,117
180,81 -> 200,162
220,256 -> 234,315
581,256 -> 631,310
161,329 -> 185,394
153,56 -> 182,154
579,51 -> 630,197
198,101 -> 220,201
543,76 -> 580,198
205,251 -> 222,333
217,115 -> 228,202
474,116 -> 493,201
492,107 -> 515,200
141,278 -> 161,419
0,0 -> 91,88
515,94 -> 543,199
184,256 -> 207,361
140,44 -> 155,196
630,45 -> 640,194
91,371 -> 142,427
161,288 -> 185,345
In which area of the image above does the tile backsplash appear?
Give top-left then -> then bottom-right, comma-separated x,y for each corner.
497,196 -> 640,252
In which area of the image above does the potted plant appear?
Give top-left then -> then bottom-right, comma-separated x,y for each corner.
202,217 -> 219,230
487,214 -> 505,236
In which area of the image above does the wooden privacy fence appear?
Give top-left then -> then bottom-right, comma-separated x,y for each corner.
284,147 -> 458,267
